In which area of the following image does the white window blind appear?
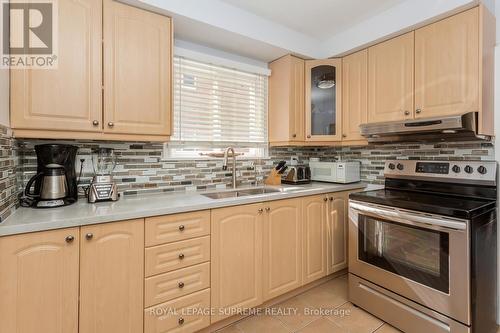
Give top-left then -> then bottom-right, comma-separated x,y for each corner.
172,56 -> 268,144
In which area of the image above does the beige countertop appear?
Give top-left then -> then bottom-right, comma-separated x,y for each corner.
0,182 -> 383,237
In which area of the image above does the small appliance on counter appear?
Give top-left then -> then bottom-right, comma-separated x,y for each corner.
309,161 -> 360,183
23,144 -> 79,208
281,165 -> 311,185
88,148 -> 119,203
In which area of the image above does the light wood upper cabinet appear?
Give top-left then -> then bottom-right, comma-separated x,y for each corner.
368,32 -> 414,123
268,55 -> 305,144
414,8 -> 479,119
342,50 -> 368,141
79,219 -> 144,333
263,198 -> 302,301
305,59 -> 342,142
0,228 -> 80,333
302,195 -> 327,284
11,0 -> 102,133
103,0 -> 172,136
326,192 -> 348,274
211,203 -> 263,323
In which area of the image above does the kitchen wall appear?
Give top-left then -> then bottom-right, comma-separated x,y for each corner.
14,138 -> 494,195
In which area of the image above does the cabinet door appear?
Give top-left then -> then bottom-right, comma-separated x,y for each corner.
11,0 -> 102,132
302,195 -> 327,283
342,50 -> 368,141
305,59 -> 342,141
327,192 -> 348,274
211,203 -> 263,323
415,8 -> 479,118
263,198 -> 302,301
269,55 -> 305,143
103,0 -> 172,136
0,228 -> 79,333
368,32 -> 414,123
79,219 -> 144,333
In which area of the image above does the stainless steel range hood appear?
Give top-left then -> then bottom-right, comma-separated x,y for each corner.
359,112 -> 490,143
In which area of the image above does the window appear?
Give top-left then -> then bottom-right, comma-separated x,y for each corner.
166,56 -> 268,159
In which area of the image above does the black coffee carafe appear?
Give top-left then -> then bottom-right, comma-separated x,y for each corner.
24,144 -> 78,208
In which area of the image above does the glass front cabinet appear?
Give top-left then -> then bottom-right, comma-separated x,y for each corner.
305,59 -> 342,141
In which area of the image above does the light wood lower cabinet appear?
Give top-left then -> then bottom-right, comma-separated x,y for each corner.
326,192 -> 348,274
263,198 -> 303,301
0,228 -> 80,333
211,203 -> 263,323
145,289 -> 211,333
302,195 -> 328,284
79,219 -> 144,333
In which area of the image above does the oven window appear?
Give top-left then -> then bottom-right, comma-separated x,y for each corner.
358,215 -> 449,293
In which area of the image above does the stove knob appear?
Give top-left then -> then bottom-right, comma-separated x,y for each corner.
452,165 -> 461,173
397,163 -> 404,171
388,163 -> 395,170
464,165 -> 473,174
477,166 -> 487,174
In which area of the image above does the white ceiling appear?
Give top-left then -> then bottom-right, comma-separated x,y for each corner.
220,0 -> 404,41
134,0 -> 479,62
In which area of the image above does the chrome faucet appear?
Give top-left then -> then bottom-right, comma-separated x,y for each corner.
222,147 -> 237,189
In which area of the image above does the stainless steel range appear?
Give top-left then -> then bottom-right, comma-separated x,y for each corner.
348,160 -> 497,333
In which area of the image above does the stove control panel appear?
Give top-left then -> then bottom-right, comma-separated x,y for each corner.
384,160 -> 497,185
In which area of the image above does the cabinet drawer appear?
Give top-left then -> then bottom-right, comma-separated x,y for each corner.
145,262 -> 210,307
145,289 -> 210,333
145,236 -> 210,277
145,211 -> 210,247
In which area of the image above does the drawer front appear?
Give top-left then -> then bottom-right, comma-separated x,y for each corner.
145,236 -> 210,277
145,211 -> 210,247
145,289 -> 210,333
145,262 -> 210,307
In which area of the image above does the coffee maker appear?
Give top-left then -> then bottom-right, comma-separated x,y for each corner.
24,144 -> 78,208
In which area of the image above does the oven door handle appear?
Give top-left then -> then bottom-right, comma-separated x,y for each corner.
349,201 -> 467,231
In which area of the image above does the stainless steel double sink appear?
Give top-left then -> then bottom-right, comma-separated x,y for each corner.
201,187 -> 297,199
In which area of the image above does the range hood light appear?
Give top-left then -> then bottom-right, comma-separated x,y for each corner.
442,129 -> 457,134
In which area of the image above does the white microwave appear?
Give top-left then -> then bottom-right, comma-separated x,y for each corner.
309,161 -> 361,183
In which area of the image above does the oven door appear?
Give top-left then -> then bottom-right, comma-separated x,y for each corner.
349,200 -> 470,325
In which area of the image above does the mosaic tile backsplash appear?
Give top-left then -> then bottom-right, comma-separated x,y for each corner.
0,137 -> 493,222
16,139 -> 495,192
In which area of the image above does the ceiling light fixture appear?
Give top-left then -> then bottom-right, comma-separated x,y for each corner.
316,69 -> 336,89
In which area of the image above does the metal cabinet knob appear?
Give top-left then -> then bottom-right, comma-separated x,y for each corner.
108,122 -> 114,127
178,225 -> 185,231
342,134 -> 347,138
307,135 -> 311,139
258,208 -> 264,214
323,197 -> 328,202
178,318 -> 185,325
178,282 -> 185,289
265,207 -> 270,212
329,197 -> 333,201
65,235 -> 74,243
85,233 -> 93,240
416,108 -> 422,114
178,253 -> 185,260
404,110 -> 410,116
292,134 -> 297,138
92,120 -> 99,126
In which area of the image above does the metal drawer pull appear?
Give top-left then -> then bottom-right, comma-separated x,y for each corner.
178,317 -> 185,325
178,282 -> 184,288
65,235 -> 74,243
85,233 -> 93,240
178,225 -> 185,231
178,253 -> 185,259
